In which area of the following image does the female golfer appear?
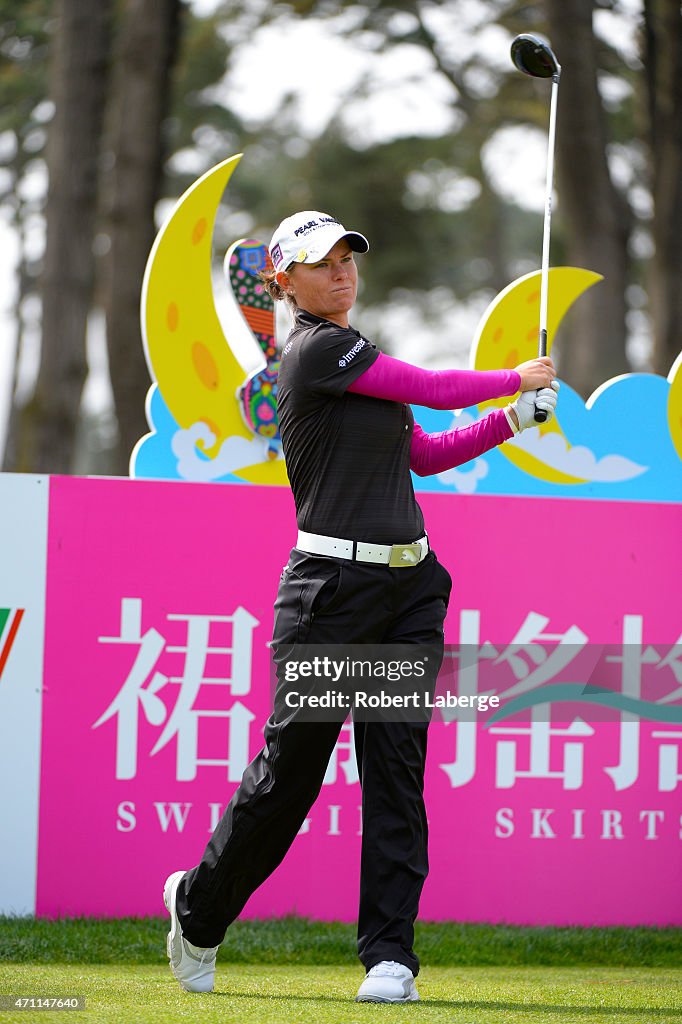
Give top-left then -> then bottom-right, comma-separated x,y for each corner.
164,211 -> 558,1003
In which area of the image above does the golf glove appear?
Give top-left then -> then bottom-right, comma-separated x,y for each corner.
506,381 -> 559,433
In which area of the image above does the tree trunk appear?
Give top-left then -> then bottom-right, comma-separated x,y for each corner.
2,174 -> 25,470
544,0 -> 631,397
3,0 -> 113,473
101,0 -> 181,474
644,0 -> 682,376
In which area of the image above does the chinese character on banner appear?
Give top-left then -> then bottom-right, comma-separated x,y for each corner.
93,598 -> 259,781
488,611 -> 594,791
603,616 -> 682,791
440,610 -> 595,790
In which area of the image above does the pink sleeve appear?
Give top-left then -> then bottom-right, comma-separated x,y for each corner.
410,412 -> 514,476
346,351 -> 521,409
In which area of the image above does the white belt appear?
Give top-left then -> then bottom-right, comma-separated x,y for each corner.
296,530 -> 429,568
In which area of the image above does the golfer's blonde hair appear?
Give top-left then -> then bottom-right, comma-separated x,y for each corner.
260,265 -> 298,310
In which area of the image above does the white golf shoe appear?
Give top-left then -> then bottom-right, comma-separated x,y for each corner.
163,870 -> 219,993
355,960 -> 420,1003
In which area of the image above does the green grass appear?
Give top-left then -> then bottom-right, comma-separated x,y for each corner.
2,917 -> 682,966
1,919 -> 681,1023
1,964 -> 681,1024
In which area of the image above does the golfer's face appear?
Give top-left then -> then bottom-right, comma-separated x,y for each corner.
288,240 -> 358,327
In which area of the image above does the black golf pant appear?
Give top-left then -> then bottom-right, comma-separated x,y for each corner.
176,547 -> 452,977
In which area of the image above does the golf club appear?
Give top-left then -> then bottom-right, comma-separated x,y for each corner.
510,33 -> 561,422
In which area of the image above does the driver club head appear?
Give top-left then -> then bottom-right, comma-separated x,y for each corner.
511,34 -> 560,79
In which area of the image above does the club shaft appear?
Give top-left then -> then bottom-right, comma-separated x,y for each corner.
539,71 -> 560,356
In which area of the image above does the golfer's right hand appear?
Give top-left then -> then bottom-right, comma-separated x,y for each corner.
515,357 -> 556,391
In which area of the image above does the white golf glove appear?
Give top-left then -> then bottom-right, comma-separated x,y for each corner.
505,380 -> 559,433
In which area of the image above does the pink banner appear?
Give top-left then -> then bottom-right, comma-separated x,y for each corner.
37,477 -> 682,925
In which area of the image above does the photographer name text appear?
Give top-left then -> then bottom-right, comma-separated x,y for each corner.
284,690 -> 500,711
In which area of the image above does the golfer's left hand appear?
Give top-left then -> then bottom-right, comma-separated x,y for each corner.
511,380 -> 559,430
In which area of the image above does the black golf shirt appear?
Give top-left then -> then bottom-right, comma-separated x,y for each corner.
277,308 -> 425,544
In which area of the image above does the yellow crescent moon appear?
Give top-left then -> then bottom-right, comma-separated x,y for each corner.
141,153 -> 288,485
471,267 -> 602,484
667,350 -> 682,465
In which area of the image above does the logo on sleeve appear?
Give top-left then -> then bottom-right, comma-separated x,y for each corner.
338,338 -> 366,368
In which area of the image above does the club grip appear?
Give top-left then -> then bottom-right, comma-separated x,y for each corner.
535,326 -> 548,421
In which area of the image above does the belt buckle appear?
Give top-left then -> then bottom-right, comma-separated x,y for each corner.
389,542 -> 422,568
